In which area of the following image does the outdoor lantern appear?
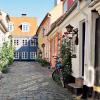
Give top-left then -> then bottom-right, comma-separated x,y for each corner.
42,43 -> 45,48
66,24 -> 74,33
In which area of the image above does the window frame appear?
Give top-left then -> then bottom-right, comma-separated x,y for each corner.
8,23 -> 14,32
14,52 -> 19,59
22,23 -> 30,32
30,52 -> 37,59
22,39 -> 28,46
30,39 -> 37,46
22,52 -> 28,59
63,0 -> 68,13
14,39 -> 19,46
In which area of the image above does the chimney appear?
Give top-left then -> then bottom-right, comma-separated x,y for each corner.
21,13 -> 27,16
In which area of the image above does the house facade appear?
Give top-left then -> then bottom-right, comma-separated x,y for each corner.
48,0 -> 75,68
37,0 -> 64,62
0,10 -> 10,51
9,15 -> 38,61
46,0 -> 100,97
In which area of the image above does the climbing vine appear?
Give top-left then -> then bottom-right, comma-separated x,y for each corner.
60,37 -> 72,80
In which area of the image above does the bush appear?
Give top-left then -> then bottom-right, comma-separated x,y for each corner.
52,69 -> 61,85
0,42 -> 14,73
0,60 -> 9,73
1,65 -> 9,73
36,58 -> 50,67
60,38 -> 72,83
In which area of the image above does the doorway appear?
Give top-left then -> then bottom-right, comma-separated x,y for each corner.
82,21 -> 86,76
95,16 -> 100,86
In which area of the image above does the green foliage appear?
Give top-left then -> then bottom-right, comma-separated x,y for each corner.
52,69 -> 62,85
60,39 -> 72,79
8,43 -> 14,65
36,58 -> 50,67
0,42 -> 14,73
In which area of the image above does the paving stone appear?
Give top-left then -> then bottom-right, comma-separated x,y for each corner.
0,61 -> 73,100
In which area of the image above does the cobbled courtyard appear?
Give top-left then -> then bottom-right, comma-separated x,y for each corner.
0,61 -> 73,100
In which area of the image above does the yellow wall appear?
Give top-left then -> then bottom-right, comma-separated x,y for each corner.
10,16 -> 37,37
37,1 -> 63,56
49,2 -> 63,24
38,28 -> 43,51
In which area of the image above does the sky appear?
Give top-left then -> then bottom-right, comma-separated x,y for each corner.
0,0 -> 54,25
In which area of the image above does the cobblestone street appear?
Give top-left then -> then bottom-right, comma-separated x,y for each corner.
0,62 -> 73,100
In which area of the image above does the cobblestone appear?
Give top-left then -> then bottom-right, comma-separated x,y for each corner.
0,61 -> 73,100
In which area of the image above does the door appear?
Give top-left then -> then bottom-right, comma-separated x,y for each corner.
95,16 -> 100,86
82,21 -> 85,76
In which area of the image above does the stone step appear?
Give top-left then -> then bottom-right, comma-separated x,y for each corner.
67,83 -> 82,95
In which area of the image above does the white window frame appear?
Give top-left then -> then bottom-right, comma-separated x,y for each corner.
14,39 -> 19,46
22,52 -> 28,59
30,52 -> 37,59
22,39 -> 28,46
22,23 -> 29,32
14,52 -> 19,59
30,39 -> 36,46
8,23 -> 14,32
63,0 -> 68,13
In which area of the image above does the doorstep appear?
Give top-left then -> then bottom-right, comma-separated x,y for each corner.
72,95 -> 94,100
67,83 -> 82,96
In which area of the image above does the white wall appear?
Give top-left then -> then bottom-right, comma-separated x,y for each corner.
58,1 -> 91,78
0,11 -> 10,50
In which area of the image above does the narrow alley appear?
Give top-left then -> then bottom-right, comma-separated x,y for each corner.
0,62 -> 73,100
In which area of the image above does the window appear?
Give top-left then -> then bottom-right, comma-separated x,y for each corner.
8,23 -> 14,32
14,52 -> 19,59
23,39 -> 28,46
14,40 -> 19,46
30,39 -> 36,46
22,23 -> 29,32
22,52 -> 28,59
30,52 -> 37,59
63,0 -> 68,13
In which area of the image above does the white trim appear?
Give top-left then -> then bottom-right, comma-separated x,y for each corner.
14,52 -> 19,59
22,39 -> 28,46
30,52 -> 37,59
22,23 -> 30,32
22,52 -> 28,59
8,23 -> 14,32
30,39 -> 36,46
14,39 -> 19,46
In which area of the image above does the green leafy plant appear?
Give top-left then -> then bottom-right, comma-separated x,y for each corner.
36,58 -> 50,67
60,38 -> 72,83
0,42 -> 14,73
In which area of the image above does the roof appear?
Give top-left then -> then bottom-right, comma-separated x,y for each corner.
36,13 -> 51,34
10,16 -> 37,37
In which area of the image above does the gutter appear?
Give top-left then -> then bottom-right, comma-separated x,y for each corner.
36,13 -> 51,34
88,0 -> 99,7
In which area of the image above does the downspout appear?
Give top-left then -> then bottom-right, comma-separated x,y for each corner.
77,0 -> 94,87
